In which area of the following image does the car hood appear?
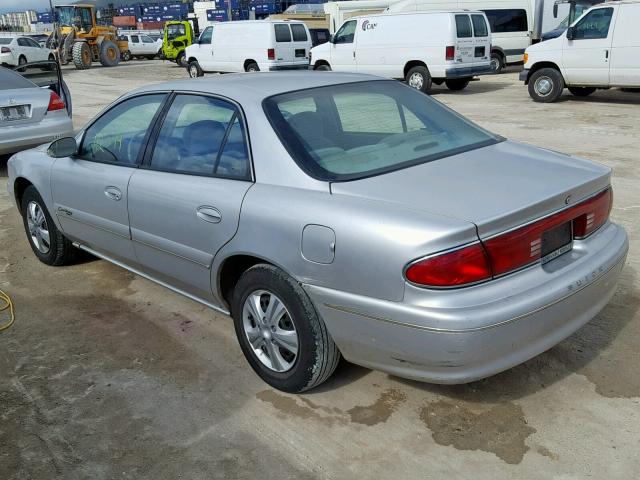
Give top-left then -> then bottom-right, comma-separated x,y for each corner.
330,140 -> 611,238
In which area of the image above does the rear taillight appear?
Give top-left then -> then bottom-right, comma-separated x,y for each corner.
1,47 -> 11,54
405,243 -> 492,288
267,48 -> 275,60
405,188 -> 612,287
47,91 -> 65,112
445,46 -> 455,61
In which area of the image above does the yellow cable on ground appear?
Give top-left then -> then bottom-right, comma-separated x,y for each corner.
0,289 -> 15,332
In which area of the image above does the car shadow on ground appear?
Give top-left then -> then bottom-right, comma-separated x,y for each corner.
557,89 -> 640,106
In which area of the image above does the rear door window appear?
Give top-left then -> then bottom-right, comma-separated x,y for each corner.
456,15 -> 473,38
483,9 -> 528,33
275,24 -> 292,42
291,24 -> 308,42
471,15 -> 489,37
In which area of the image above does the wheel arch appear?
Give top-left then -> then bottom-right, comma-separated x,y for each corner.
403,60 -> 428,78
243,59 -> 257,71
313,59 -> 330,69
525,61 -> 562,84
217,254 -> 281,311
13,177 -> 34,214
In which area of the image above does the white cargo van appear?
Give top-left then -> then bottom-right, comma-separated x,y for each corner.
310,11 -> 492,92
520,1 -> 640,102
185,20 -> 312,77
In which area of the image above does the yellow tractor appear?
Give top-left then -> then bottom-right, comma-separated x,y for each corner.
49,4 -> 128,70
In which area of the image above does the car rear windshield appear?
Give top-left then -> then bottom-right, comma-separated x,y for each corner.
263,81 -> 500,181
0,67 -> 37,90
0,38 -> 13,44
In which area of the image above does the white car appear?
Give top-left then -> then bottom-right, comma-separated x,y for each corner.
121,33 -> 162,60
520,0 -> 640,102
310,11 -> 492,93
0,36 -> 55,67
185,20 -> 312,77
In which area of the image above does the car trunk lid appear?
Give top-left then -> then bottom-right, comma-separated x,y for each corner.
0,86 -> 51,126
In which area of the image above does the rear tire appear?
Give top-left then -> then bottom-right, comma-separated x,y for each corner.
99,40 -> 120,67
528,67 -> 564,103
490,52 -> 504,74
245,62 -> 259,72
21,186 -> 76,266
231,264 -> 340,393
18,55 -> 27,66
406,65 -> 432,93
121,50 -> 131,62
176,51 -> 186,67
72,42 -> 92,70
188,60 -> 203,78
445,78 -> 471,91
568,86 -> 596,97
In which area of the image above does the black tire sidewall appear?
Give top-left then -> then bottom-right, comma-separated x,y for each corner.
246,62 -> 259,72
231,265 -> 324,393
528,68 -> 564,103
188,60 -> 203,77
490,52 -> 503,74
21,187 -> 60,265
445,78 -> 470,91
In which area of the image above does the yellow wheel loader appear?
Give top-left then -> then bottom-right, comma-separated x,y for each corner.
47,4 -> 128,70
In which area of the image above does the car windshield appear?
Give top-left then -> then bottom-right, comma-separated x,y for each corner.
264,81 -> 500,181
0,38 -> 13,44
167,24 -> 185,39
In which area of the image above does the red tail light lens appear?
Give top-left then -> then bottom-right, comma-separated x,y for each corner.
47,91 -> 65,112
1,47 -> 11,53
405,243 -> 492,287
445,46 -> 455,61
267,48 -> 275,60
405,188 -> 612,288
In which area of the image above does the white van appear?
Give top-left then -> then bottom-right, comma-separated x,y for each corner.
520,1 -> 640,102
185,20 -> 312,77
310,11 -> 492,92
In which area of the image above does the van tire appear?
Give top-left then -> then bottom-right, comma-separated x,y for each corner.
568,86 -> 596,97
315,64 -> 331,71
490,52 -> 504,74
406,65 -> 432,93
528,67 -> 564,103
188,60 -> 203,78
246,62 -> 259,72
445,78 -> 470,91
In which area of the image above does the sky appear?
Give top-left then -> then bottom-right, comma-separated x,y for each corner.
0,1 -> 70,14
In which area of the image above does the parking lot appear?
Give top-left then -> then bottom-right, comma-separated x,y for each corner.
1,61 -> 639,479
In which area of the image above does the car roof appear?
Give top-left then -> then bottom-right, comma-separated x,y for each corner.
130,72 -> 387,102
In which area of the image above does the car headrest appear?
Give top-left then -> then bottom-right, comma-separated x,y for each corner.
183,120 -> 227,155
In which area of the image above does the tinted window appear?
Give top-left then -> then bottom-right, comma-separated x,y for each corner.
483,9 -> 528,33
150,95 -> 250,179
471,15 -> 489,37
291,24 -> 308,42
334,20 -> 356,44
131,35 -> 139,43
199,26 -> 213,44
573,8 -> 613,40
264,81 -> 499,181
456,15 -> 473,38
79,94 -> 165,165
275,24 -> 292,42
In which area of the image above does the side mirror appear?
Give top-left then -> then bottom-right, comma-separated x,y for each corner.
47,137 -> 77,158
566,25 -> 575,40
553,4 -> 558,18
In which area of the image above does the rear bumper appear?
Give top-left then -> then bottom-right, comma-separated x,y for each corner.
304,222 -> 628,384
266,63 -> 311,71
0,115 -> 73,155
445,64 -> 493,79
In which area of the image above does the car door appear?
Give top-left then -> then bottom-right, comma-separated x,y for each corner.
16,37 -> 31,62
609,4 -> 640,86
127,93 -> 253,304
129,35 -> 141,56
562,7 -> 616,85
140,35 -> 157,55
330,20 -> 357,71
23,37 -> 46,61
194,26 -> 214,70
51,93 -> 168,263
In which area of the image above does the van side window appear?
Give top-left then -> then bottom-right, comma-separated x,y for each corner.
334,20 -> 356,44
291,24 -> 308,42
483,9 -> 528,33
455,15 -> 473,38
471,15 -> 489,37
275,24 -> 292,42
572,8 -> 613,40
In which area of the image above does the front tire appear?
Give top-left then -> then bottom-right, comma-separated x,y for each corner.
314,63 -> 331,71
188,60 -> 203,78
406,65 -> 432,93
568,86 -> 596,97
528,67 -> 564,103
21,186 -> 76,266
232,264 -> 340,393
72,42 -> 92,70
445,78 -> 471,91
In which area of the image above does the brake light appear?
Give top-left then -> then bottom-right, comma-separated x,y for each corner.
1,47 -> 11,54
405,188 -> 612,287
405,243 -> 492,287
47,91 -> 65,112
446,46 -> 455,61
267,48 -> 275,60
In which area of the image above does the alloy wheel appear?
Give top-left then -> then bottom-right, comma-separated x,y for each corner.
26,201 -> 50,254
408,72 -> 424,90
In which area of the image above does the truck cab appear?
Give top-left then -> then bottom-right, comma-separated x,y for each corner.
162,20 -> 197,67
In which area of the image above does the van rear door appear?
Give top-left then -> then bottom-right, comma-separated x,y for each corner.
470,14 -> 491,65
290,23 -> 311,64
274,23 -> 294,65
454,14 -> 489,66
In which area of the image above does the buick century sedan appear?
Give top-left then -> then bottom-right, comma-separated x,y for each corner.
7,72 -> 628,392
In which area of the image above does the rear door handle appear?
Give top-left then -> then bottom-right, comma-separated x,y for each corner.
104,186 -> 122,201
196,206 -> 222,224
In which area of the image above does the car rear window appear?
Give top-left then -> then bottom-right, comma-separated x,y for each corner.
263,81 -> 499,182
275,24 -> 291,42
456,15 -> 473,38
290,24 -> 308,42
0,67 -> 37,90
471,15 -> 489,37
0,38 -> 14,45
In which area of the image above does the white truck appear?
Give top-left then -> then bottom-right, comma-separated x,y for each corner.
310,11 -> 492,92
520,0 -> 640,102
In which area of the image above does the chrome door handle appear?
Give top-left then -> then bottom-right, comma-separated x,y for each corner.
104,186 -> 122,201
196,206 -> 221,224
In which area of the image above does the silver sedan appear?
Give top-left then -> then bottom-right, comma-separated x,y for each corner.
6,72 -> 628,392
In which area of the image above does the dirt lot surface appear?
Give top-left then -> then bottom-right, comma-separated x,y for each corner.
1,61 -> 639,479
